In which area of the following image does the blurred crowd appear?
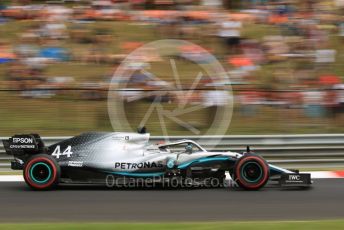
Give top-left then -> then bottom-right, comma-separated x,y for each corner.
0,0 -> 343,133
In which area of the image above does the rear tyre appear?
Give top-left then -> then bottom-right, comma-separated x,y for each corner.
233,154 -> 269,190
23,154 -> 60,190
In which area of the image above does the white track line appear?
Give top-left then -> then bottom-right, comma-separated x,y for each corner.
0,175 -> 24,182
0,171 -> 343,182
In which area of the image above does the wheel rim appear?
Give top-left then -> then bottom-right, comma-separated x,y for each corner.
240,161 -> 263,183
29,162 -> 52,184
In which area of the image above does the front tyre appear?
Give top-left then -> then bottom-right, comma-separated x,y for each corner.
23,154 -> 60,190
233,154 -> 269,190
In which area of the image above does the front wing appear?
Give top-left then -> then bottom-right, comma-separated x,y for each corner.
278,173 -> 312,187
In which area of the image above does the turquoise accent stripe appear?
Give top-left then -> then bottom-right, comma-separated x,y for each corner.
177,156 -> 231,169
104,171 -> 164,177
269,166 -> 284,173
30,162 -> 51,184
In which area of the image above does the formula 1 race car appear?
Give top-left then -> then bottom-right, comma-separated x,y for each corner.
2,130 -> 312,190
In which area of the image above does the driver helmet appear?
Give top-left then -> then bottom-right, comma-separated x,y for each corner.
185,143 -> 193,153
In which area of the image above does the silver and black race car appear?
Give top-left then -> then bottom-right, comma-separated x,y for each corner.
2,130 -> 312,190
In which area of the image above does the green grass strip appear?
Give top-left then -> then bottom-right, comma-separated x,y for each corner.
0,220 -> 344,230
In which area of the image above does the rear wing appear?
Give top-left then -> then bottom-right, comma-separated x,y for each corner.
2,134 -> 45,156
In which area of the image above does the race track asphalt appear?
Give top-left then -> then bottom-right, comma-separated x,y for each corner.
0,179 -> 343,222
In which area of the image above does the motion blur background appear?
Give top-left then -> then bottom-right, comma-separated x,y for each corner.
0,0 -> 343,136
